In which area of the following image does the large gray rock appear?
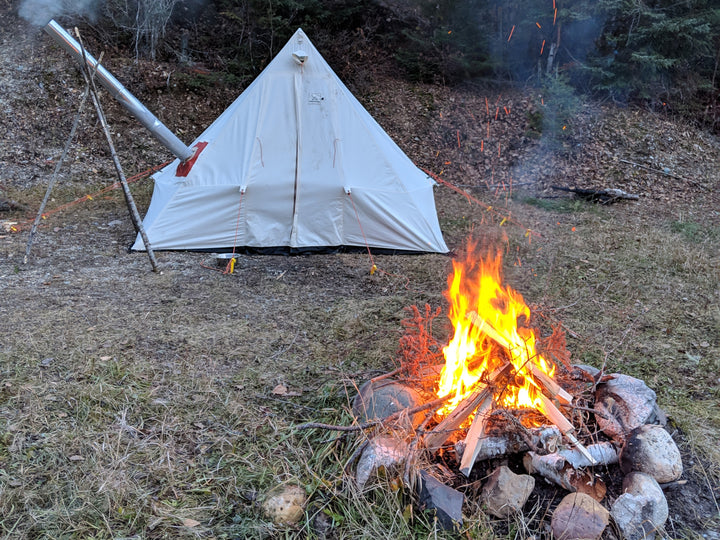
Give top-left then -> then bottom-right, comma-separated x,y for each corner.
551,492 -> 610,540
353,380 -> 423,429
417,470 -> 464,531
481,465 -> 535,518
594,374 -> 666,444
355,435 -> 408,489
611,472 -> 669,540
619,424 -> 683,483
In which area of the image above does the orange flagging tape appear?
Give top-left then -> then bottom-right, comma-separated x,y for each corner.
10,161 -> 171,232
423,168 -> 540,242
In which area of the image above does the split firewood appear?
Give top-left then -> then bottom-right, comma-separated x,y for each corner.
456,425 -> 563,465
424,385 -> 493,454
528,364 -> 573,405
466,311 -> 573,404
424,363 -> 511,454
523,442 -> 617,495
550,185 -> 640,203
458,394 -> 493,476
535,393 -> 597,466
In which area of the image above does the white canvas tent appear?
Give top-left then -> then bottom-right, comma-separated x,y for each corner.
132,28 -> 448,253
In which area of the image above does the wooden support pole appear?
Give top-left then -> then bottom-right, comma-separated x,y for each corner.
75,28 -> 159,272
24,55 -> 101,264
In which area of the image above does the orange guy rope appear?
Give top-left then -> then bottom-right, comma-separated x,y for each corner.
10,161 -> 170,232
507,25 -> 515,42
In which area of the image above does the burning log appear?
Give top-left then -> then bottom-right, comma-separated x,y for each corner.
528,364 -> 573,405
536,393 -> 597,466
465,311 -> 573,405
424,385 -> 493,455
424,364 -> 511,454
458,394 -> 493,476
456,426 -> 562,464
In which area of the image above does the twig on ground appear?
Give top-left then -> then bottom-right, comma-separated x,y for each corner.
295,394 -> 450,432
619,158 -> 707,189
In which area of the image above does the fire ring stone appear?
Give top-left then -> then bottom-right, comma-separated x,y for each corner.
352,380 -> 423,428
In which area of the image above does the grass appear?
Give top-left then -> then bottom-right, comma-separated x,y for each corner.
670,219 -> 720,243
518,195 -> 597,214
5,177 -> 719,538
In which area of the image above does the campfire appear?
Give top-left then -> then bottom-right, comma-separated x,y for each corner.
427,242 -> 592,475
346,240 -> 682,537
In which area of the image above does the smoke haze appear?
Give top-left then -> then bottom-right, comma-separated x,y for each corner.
19,0 -> 98,27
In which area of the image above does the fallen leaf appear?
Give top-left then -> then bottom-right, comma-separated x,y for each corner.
272,384 -> 288,395
182,518 -> 200,527
68,455 -> 84,461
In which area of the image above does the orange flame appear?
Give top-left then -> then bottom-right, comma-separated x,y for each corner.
436,242 -> 556,419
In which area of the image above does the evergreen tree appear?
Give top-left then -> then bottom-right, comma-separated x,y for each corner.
588,0 -> 720,108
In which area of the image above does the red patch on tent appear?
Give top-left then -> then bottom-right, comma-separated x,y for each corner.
176,142 -> 208,177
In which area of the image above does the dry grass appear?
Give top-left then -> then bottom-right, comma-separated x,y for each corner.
2,174 -> 718,538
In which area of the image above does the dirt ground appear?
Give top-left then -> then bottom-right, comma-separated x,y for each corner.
1,8 -> 719,539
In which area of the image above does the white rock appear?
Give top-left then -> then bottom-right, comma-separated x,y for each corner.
611,472 -> 668,540
620,424 -> 683,483
594,373 -> 665,444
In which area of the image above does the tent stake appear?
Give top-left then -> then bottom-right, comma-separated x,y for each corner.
75,28 -> 159,272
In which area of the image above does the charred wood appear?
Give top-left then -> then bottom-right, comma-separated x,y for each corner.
550,185 -> 640,204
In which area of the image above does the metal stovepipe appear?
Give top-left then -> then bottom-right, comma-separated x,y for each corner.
44,19 -> 194,162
